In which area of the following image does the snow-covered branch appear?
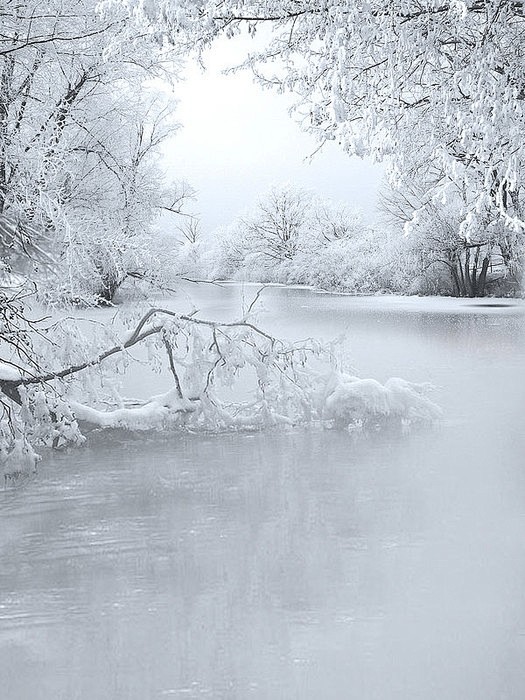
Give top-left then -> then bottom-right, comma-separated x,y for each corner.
0,302 -> 441,476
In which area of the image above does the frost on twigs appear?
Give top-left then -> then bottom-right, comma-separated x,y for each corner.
0,306 -> 441,476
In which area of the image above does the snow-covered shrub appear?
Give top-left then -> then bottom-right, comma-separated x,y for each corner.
202,223 -> 256,280
287,228 -> 412,293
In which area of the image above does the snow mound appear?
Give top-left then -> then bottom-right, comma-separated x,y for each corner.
324,373 -> 441,427
0,362 -> 22,381
2,438 -> 39,483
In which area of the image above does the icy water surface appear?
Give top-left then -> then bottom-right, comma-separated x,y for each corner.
1,287 -> 525,699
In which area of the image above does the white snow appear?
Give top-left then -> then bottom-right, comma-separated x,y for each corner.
70,390 -> 197,430
0,362 -> 22,381
324,374 -> 441,426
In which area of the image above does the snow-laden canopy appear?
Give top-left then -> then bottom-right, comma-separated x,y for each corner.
118,0 -> 525,236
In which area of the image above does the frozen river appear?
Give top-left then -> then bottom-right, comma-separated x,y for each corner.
1,286 -> 525,699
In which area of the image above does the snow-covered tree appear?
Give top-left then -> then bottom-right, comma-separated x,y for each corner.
126,0 -> 525,246
381,178 -> 524,296
44,90 -> 192,305
204,185 -> 365,282
243,185 -> 312,263
1,0 -> 190,305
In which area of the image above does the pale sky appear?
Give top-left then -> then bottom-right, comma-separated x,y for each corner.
162,39 -> 384,234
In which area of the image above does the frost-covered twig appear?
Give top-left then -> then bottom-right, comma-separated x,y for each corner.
243,285 -> 267,318
161,333 -> 184,399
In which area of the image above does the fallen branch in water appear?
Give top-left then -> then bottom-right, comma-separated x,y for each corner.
0,305 -> 325,446
0,305 -> 441,477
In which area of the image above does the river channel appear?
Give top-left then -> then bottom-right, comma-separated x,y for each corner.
1,285 -> 525,699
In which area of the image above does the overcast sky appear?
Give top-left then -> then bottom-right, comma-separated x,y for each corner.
162,39 -> 384,234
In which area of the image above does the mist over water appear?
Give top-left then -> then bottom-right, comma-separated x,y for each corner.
1,286 -> 525,699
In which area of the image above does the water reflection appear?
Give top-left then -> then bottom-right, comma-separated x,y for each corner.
1,289 -> 525,699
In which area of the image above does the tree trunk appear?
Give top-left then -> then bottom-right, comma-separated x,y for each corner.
97,271 -> 122,305
476,256 -> 490,297
456,254 -> 467,296
464,247 -> 474,297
